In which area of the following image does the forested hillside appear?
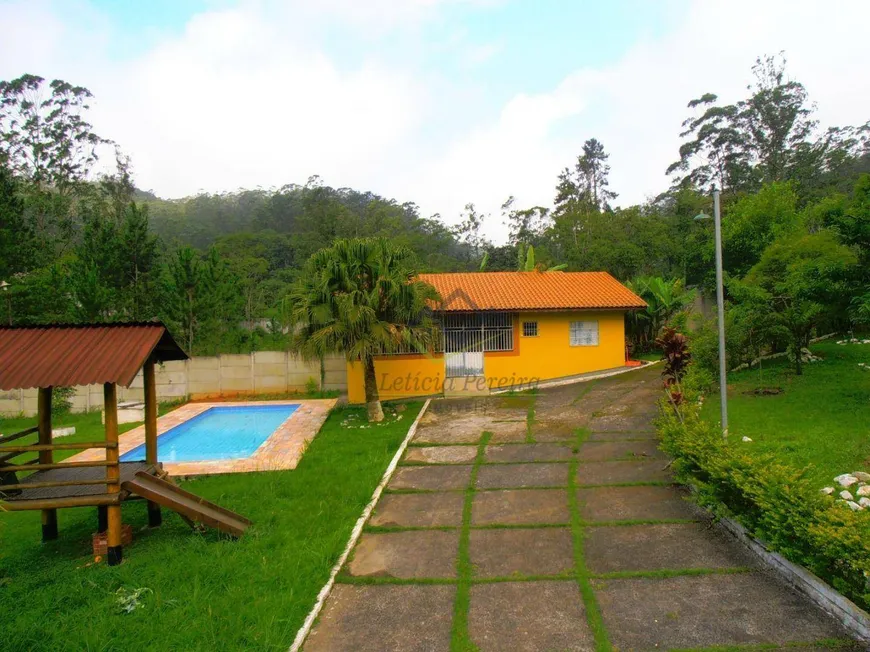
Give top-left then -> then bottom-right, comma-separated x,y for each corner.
1,55 -> 868,360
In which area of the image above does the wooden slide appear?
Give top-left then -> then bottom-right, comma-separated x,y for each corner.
122,471 -> 252,537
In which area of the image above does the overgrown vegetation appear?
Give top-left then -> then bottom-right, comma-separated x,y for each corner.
0,402 -> 422,649
2,54 -> 868,359
657,341 -> 870,611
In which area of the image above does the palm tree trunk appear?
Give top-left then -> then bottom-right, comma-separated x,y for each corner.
363,356 -> 384,422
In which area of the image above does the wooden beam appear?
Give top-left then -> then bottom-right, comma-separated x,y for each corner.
104,382 -> 123,566
143,356 -> 162,528
38,387 -> 57,542
38,387 -> 52,461
0,478 -> 109,491
0,450 -> 22,464
0,442 -> 118,453
2,460 -> 117,472
0,426 -> 39,445
1,493 -> 121,511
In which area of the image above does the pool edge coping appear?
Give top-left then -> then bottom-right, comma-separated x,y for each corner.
67,399 -> 338,476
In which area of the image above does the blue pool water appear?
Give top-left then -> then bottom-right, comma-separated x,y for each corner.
120,405 -> 299,463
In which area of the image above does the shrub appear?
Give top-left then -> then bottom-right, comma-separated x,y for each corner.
657,394 -> 870,610
52,387 -> 76,417
682,364 -> 715,395
689,310 -> 758,376
656,327 -> 691,383
305,377 -> 319,395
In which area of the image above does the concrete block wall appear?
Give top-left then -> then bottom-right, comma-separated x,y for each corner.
0,352 -> 347,417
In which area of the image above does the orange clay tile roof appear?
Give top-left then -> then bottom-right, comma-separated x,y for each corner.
417,271 -> 646,312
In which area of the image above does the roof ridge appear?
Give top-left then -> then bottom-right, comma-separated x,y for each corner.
0,320 -> 166,330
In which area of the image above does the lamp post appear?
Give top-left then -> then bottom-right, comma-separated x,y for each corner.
0,280 -> 10,326
695,187 -> 728,437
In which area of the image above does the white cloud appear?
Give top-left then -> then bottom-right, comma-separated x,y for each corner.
411,0 -> 870,240
95,6 -> 423,196
1,0 -> 868,245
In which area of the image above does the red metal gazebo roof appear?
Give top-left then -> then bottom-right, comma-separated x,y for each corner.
0,322 -> 188,391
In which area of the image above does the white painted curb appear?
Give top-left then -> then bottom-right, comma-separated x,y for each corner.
718,517 -> 870,643
288,398 -> 432,652
490,360 -> 660,394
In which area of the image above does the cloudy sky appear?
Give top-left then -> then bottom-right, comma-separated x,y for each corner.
2,0 -> 868,241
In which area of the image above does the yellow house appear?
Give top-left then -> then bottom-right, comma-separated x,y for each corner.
347,271 -> 646,403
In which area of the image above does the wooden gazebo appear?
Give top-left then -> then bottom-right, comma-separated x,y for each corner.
0,322 -> 188,565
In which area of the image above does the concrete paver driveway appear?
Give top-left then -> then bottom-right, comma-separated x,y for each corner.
305,366 -> 860,651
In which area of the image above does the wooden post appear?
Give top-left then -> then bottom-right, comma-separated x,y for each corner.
143,357 -> 162,528
104,382 -> 123,566
37,387 -> 58,542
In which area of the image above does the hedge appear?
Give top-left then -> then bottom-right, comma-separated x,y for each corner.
657,390 -> 870,611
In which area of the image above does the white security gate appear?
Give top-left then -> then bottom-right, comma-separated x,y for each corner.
444,329 -> 484,377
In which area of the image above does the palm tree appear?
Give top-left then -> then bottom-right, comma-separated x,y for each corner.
626,276 -> 696,350
289,238 -> 440,422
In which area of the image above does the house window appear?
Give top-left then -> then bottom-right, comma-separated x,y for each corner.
569,320 -> 599,346
522,321 -> 538,337
442,312 -> 514,352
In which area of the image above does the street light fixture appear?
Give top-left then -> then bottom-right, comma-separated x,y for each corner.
694,186 -> 728,437
0,280 -> 11,327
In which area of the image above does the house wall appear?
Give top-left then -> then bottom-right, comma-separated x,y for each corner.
347,355 -> 445,404
0,352 -> 348,417
486,310 -> 626,387
346,310 -> 627,403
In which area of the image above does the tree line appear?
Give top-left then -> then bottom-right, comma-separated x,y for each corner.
1,54 -> 869,371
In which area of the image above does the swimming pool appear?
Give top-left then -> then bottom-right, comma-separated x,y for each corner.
120,404 -> 300,463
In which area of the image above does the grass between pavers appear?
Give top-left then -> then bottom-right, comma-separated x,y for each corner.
571,379 -> 601,405
525,397 -> 536,443
384,481 -> 672,494
335,566 -> 751,587
450,431 -> 491,651
363,518 -> 700,535
589,567 -> 753,580
0,401 -> 422,651
568,427 -> 611,652
699,338 -> 870,485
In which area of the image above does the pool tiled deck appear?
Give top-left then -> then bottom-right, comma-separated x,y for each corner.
69,399 -> 336,476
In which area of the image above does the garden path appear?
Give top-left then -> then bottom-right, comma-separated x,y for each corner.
304,365 -> 859,651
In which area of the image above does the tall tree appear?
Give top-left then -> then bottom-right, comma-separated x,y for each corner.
162,247 -> 208,353
556,138 -> 617,211
0,74 -> 109,190
452,203 -> 489,267
666,54 -> 851,196
0,74 -> 113,263
0,162 -> 32,281
504,196 -> 549,245
289,238 -> 440,422
742,231 -> 857,374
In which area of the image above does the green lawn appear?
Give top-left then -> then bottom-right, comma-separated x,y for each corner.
699,339 -> 870,485
0,401 -> 421,650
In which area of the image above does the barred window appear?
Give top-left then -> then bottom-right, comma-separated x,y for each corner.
522,321 -> 538,337
569,320 -> 599,346
443,312 -> 514,352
